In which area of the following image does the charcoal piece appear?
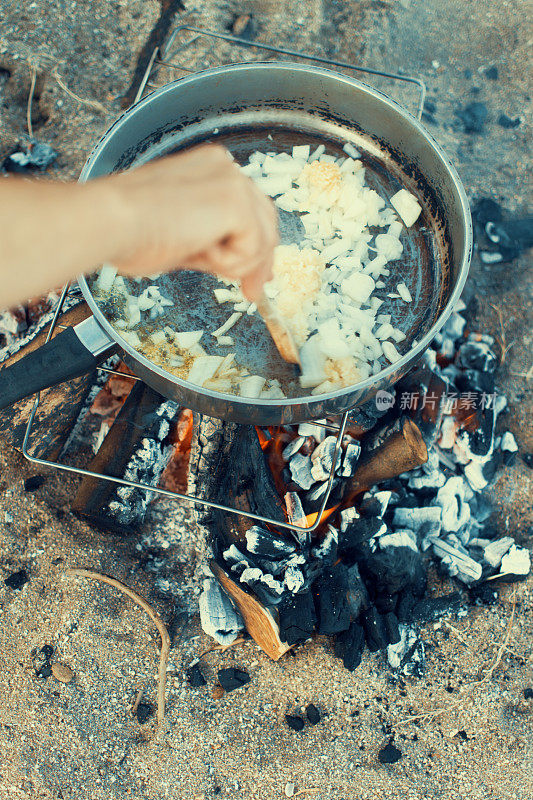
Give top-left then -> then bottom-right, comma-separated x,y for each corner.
502,450 -> 516,467
378,743 -> 402,764
483,536 -> 514,567
289,453 -> 314,490
523,453 -> 533,469
360,607 -> 388,652
278,591 -> 316,645
282,436 -> 305,461
238,567 -> 285,605
3,141 -> 58,172
346,564 -> 369,617
523,688 -> 533,700
374,593 -> 397,614
310,436 -> 338,481
33,645 -> 54,678
410,592 -> 463,622
456,101 -> 488,133
245,527 -> 296,560
500,544 -> 530,577
387,625 -> 426,677
469,583 -> 499,605
485,66 -> 499,80
24,475 -> 46,491
339,516 -> 386,560
306,704 -> 321,725
334,621 -> 365,671
186,663 -> 207,687
396,591 -> 416,623
497,113 -> 520,129
457,341 -> 498,373
311,526 -> 338,566
358,547 -> 427,599
217,667 -> 251,692
382,612 -> 401,645
285,714 -> 305,732
313,564 -> 351,635
342,440 -> 361,477
136,702 -> 155,724
4,569 -> 29,590
199,579 -> 244,645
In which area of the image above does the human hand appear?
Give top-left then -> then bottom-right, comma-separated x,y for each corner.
107,144 -> 279,300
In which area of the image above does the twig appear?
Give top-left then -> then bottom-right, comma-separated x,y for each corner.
293,790 -> 321,797
490,303 -> 515,364
67,568 -> 171,725
52,69 -> 109,115
443,621 -> 471,648
196,637 -> 247,660
482,587 -> 517,681
132,686 -> 144,715
27,67 -> 37,139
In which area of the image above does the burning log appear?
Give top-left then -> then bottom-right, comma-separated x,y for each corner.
343,417 -> 428,499
72,382 -> 178,532
0,302 -> 96,458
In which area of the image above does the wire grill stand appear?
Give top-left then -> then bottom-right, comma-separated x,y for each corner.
22,27 -> 426,533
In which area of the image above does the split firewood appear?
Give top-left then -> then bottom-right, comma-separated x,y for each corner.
210,561 -> 290,661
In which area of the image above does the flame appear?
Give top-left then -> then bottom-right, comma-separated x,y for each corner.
255,427 -> 271,451
304,505 -> 339,528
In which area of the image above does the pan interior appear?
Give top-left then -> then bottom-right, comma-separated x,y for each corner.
87,117 -> 448,399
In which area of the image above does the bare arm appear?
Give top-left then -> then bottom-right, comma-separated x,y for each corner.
0,145 -> 278,309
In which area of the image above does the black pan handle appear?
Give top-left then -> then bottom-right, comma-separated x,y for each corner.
0,316 -> 116,410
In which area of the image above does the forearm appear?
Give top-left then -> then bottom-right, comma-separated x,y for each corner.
0,177 -> 131,308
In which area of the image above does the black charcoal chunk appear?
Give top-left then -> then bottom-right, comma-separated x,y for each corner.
285,714 -> 305,732
313,564 -> 351,635
484,66 -> 499,80
278,591 -> 317,645
410,592 -> 463,623
334,621 -> 365,671
4,569 -> 29,590
217,667 -> 250,692
396,591 -> 416,623
339,517 -> 386,560
346,564 -> 369,617
361,607 -> 388,652
374,593 -> 397,614
24,475 -> 46,491
456,101 -> 488,133
306,704 -> 321,725
523,453 -> 533,469
472,198 -> 502,226
245,526 -> 296,559
3,141 -> 58,172
33,645 -> 54,678
382,612 -> 401,645
186,663 -> 207,687
358,548 -> 427,599
469,583 -> 499,605
136,701 -> 155,724
497,113 -> 520,129
523,688 -> 533,700
378,743 -> 402,764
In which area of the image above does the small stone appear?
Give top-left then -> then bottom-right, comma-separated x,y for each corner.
456,101 -> 488,133
4,569 -> 29,590
378,742 -> 402,764
285,714 -> 305,732
485,66 -> 499,80
51,663 -> 75,683
306,704 -> 321,725
24,475 -> 46,491
284,782 -> 295,797
212,683 -> 225,700
136,701 -> 155,724
523,687 -> 533,700
217,667 -> 250,692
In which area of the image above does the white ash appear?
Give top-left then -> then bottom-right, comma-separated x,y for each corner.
199,578 -> 244,645
284,491 -> 308,529
306,478 -> 339,502
374,530 -> 418,552
282,436 -> 306,461
297,422 -> 327,442
342,440 -> 361,476
340,507 -> 361,532
500,431 -> 518,452
393,506 -> 442,530
428,537 -> 482,583
483,537 -> 515,568
311,525 -> 338,561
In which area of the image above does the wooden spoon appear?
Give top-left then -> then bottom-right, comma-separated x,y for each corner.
255,290 -> 301,365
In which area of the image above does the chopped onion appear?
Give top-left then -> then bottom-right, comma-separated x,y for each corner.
397,282 -> 413,302
341,272 -> 375,304
213,312 -> 242,338
96,264 -> 117,292
214,288 -> 241,304
187,356 -> 224,386
174,330 -> 204,349
382,340 -> 402,363
292,144 -> 310,160
390,189 -> 422,227
217,336 -> 234,346
150,330 -> 167,345
239,375 -> 266,398
343,142 -> 361,159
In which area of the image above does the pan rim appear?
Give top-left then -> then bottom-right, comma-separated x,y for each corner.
78,60 -> 472,411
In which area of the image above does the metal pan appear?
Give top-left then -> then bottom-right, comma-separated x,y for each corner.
0,62 -> 472,425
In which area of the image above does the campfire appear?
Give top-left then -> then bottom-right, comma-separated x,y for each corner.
0,293 -> 530,676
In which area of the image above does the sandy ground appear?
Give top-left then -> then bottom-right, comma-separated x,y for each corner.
0,1 -> 532,798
